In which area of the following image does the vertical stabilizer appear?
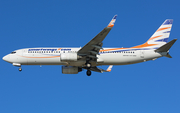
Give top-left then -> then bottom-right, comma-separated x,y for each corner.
147,19 -> 173,46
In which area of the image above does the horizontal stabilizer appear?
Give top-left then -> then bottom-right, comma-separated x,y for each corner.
155,39 -> 177,52
165,53 -> 172,58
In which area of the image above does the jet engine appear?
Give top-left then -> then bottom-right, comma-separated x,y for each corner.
62,66 -> 82,74
60,53 -> 78,61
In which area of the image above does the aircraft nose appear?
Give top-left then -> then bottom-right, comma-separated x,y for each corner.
2,55 -> 9,62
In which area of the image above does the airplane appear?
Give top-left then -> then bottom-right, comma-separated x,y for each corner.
2,15 -> 177,76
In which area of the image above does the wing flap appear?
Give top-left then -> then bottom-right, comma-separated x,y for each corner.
83,65 -> 113,73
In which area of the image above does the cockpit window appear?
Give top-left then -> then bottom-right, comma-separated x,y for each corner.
11,51 -> 16,54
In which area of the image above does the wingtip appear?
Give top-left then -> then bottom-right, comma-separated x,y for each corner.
113,15 -> 118,19
106,65 -> 113,72
107,15 -> 117,28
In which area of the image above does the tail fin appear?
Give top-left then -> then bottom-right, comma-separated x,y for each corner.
131,20 -> 173,49
147,19 -> 173,46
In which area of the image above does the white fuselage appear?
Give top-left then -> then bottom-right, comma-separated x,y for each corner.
3,47 -> 165,67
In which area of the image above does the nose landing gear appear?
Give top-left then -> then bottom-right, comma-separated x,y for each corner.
12,63 -> 22,72
18,67 -> 22,72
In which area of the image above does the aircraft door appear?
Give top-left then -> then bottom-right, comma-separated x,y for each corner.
140,51 -> 144,58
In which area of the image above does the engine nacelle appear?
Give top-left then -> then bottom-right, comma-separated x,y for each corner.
60,53 -> 78,61
62,66 -> 82,74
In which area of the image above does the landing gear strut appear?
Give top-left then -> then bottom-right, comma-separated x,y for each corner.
86,70 -> 91,76
19,67 -> 22,72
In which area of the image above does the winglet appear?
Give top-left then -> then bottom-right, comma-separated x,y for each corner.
107,15 -> 117,28
106,65 -> 113,72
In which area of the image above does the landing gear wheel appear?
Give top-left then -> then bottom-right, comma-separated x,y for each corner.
19,67 -> 22,72
86,70 -> 91,76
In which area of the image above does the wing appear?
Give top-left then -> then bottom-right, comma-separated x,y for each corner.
78,15 -> 117,60
83,65 -> 113,73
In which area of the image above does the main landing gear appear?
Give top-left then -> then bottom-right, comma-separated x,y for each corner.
86,70 -> 91,76
85,62 -> 92,76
